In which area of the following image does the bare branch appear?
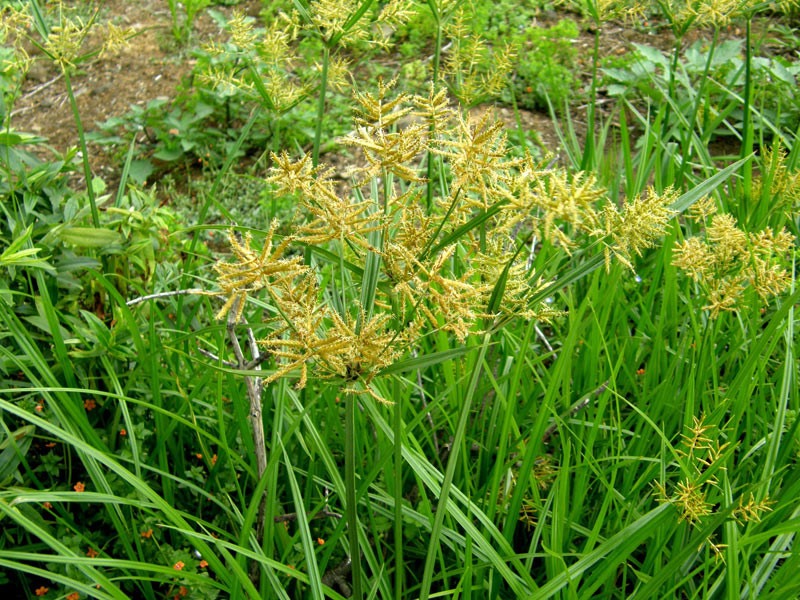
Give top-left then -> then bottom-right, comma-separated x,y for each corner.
126,288 -> 211,307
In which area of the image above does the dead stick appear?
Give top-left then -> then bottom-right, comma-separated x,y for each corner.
226,300 -> 268,584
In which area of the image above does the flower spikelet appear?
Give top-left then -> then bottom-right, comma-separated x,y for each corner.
399,245 -> 480,341
442,10 -> 514,105
688,196 -> 717,222
673,213 -> 794,317
100,23 -> 134,57
43,17 -> 88,71
0,6 -> 31,40
383,205 -> 437,285
315,308 -> 416,401
343,124 -> 427,183
352,77 -> 411,131
732,493 -> 774,524
686,0 -> 759,28
214,223 -> 305,322
672,236 -> 713,281
413,83 -> 456,134
600,186 -> 677,271
343,78 -> 427,182
297,194 -> 384,252
752,144 -> 800,208
473,235 -> 561,322
260,274 -> 344,389
261,17 -> 297,64
197,65 -> 251,98
318,55 -> 351,93
378,0 -> 416,30
227,11 -> 257,50
309,0 -> 370,46
704,276 -> 746,318
433,111 -> 519,210
524,170 -> 605,251
706,213 -> 746,266
671,479 -> 712,524
268,151 -> 325,198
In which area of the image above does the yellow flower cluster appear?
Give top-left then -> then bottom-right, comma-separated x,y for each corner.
656,415 -> 773,556
31,2 -> 134,73
197,1 -> 417,114
673,207 -> 793,318
214,78 -> 679,397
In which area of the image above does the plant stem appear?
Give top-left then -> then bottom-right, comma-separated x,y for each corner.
63,68 -> 99,228
581,25 -> 601,171
313,45 -> 330,167
393,378 -> 403,600
740,17 -> 754,218
345,393 -> 363,600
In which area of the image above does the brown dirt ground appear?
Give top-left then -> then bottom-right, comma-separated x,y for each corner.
8,2 -> 784,188
11,0 -> 263,181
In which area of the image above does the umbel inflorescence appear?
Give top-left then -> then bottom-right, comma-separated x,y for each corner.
673,197 -> 794,318
212,78 -> 687,399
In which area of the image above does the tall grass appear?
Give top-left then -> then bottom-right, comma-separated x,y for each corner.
1,0 -> 799,599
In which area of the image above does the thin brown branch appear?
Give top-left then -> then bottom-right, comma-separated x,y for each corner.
226,299 -> 268,586
126,288 -> 211,306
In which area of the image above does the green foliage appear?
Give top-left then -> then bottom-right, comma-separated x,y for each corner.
510,18 -> 581,110
166,0 -> 211,45
395,1 -> 579,109
604,39 -> 800,139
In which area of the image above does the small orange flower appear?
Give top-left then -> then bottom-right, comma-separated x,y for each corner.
178,586 -> 188,597
317,538 -> 325,545
34,586 -> 48,596
35,404 -> 44,412
211,454 -> 217,465
196,453 -> 203,460
86,547 -> 99,558
199,559 -> 208,568
73,482 -> 85,493
173,561 -> 185,571
141,529 -> 153,539
42,502 -> 53,510
636,368 -> 646,376
45,442 -> 56,448
83,399 -> 97,411
119,429 -> 127,436
66,593 -> 80,600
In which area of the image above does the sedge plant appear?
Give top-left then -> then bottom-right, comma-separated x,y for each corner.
1,2 -> 799,599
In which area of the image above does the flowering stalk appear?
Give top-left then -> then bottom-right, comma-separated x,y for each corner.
344,392 -> 363,600
62,68 -> 99,228
313,45 -> 330,166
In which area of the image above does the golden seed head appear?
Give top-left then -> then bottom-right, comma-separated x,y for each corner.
672,479 -> 712,524
599,186 -> 677,272
43,19 -> 86,71
733,493 -> 774,524
227,11 -> 258,50
214,222 -> 306,322
674,211 -> 793,317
